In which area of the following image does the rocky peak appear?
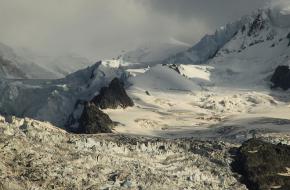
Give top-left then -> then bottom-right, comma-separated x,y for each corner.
92,77 -> 134,109
66,77 -> 134,134
78,102 -> 114,134
248,12 -> 266,37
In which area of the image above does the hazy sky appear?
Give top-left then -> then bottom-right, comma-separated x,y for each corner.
0,0 -> 270,60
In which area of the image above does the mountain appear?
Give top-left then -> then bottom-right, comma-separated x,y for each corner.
0,6 -> 290,133
2,4 -> 290,190
164,7 -> 290,68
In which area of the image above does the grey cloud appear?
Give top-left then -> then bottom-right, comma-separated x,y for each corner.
0,0 -> 269,60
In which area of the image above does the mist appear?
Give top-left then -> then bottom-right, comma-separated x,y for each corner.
0,0 -> 270,60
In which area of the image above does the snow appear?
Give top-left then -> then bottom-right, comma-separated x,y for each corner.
106,8 -> 290,140
129,64 -> 201,92
0,6 -> 290,143
3,5 -> 290,190
0,61 -> 127,127
164,17 -> 250,65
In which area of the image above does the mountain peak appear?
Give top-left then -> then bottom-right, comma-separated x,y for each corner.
163,6 -> 290,66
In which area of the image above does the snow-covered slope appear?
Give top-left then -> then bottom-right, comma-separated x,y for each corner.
164,7 -> 290,69
129,64 -> 201,91
163,19 -> 249,65
207,9 -> 290,88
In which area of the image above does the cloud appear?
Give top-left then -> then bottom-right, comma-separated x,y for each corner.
267,0 -> 290,7
0,0 -> 269,60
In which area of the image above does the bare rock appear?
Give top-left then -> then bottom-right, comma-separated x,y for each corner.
78,103 -> 114,134
91,78 -> 134,109
271,65 -> 290,90
232,139 -> 290,190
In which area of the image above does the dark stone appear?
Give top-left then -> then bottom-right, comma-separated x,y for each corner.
248,14 -> 265,37
158,145 -> 166,150
145,91 -> 150,96
78,103 -> 114,134
231,139 -> 290,190
271,65 -> 290,90
91,78 -> 134,109
66,78 -> 133,134
162,64 -> 181,74
287,33 -> 290,47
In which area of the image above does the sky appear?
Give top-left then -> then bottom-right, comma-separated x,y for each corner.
0,0 -> 270,60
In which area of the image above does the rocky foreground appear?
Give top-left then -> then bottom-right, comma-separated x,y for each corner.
1,115 -> 290,190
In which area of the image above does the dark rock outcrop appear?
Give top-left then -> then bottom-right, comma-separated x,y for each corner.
232,139 -> 290,190
271,65 -> 290,90
162,64 -> 181,74
91,78 -> 134,109
287,32 -> 290,46
78,103 -> 114,134
248,14 -> 265,37
67,78 -> 133,134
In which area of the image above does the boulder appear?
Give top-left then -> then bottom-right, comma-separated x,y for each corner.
232,139 -> 290,190
271,65 -> 290,90
91,78 -> 134,109
78,103 -> 114,134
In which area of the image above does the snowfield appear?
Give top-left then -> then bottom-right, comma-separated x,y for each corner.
108,6 -> 290,141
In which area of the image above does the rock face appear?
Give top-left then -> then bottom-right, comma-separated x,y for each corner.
271,65 -> 290,90
66,78 -> 134,134
232,139 -> 290,190
248,14 -> 265,37
92,78 -> 134,109
78,103 -> 114,134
